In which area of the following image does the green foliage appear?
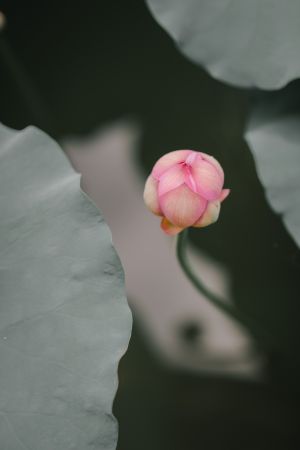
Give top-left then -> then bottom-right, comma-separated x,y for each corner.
245,82 -> 300,248
146,0 -> 300,89
0,124 -> 132,450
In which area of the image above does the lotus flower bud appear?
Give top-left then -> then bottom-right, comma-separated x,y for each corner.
143,149 -> 230,235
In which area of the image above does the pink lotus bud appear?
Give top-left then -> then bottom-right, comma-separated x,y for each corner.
143,149 -> 230,235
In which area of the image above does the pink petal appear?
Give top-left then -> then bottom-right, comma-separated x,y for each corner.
193,200 -> 221,228
219,188 -> 230,202
143,175 -> 162,215
184,170 -> 198,193
200,153 -> 224,180
159,184 -> 207,228
152,150 -> 192,179
185,151 -> 198,165
158,164 -> 185,197
160,217 -> 183,235
191,159 -> 223,201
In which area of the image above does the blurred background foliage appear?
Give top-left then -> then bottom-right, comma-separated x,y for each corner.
1,0 -> 300,448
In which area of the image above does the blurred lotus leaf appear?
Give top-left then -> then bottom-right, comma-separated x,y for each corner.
245,83 -> 300,248
146,0 -> 300,89
0,124 -> 131,450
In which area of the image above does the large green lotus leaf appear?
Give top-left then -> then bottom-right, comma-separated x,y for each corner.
0,124 -> 132,449
245,84 -> 300,247
146,0 -> 300,89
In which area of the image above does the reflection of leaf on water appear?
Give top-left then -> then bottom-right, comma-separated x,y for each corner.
0,124 -> 132,450
146,0 -> 300,89
245,83 -> 300,248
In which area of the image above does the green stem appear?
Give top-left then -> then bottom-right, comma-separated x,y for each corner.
176,228 -> 273,349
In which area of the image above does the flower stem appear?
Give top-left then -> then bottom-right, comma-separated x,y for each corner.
176,228 -> 273,349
